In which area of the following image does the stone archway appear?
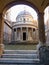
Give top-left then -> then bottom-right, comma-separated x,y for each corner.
3,0 -> 46,45
3,0 -> 39,15
0,0 -> 46,56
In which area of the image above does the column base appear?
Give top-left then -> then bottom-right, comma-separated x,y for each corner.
37,41 -> 46,50
0,44 -> 4,57
39,46 -> 49,65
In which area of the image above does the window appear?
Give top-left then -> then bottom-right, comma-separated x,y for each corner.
24,18 -> 25,21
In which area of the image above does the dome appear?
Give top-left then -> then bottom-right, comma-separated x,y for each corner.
17,11 -> 32,17
16,11 -> 33,22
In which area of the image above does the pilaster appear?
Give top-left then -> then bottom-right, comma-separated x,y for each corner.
0,13 -> 4,57
38,12 -> 46,45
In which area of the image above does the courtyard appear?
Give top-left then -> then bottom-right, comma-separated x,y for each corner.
5,44 -> 37,50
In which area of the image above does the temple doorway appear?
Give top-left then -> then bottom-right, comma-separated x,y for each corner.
23,32 -> 26,41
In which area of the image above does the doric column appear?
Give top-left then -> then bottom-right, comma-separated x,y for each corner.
15,30 -> 16,41
16,28 -> 17,41
26,28 -> 28,41
0,13 -> 4,57
32,28 -> 33,40
38,12 -> 46,45
21,27 -> 22,41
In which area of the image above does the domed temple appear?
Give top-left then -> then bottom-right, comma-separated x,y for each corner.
11,11 -> 38,44
0,0 -> 49,64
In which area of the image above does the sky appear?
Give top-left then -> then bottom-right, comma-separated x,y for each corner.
6,4 -> 38,22
6,4 -> 49,23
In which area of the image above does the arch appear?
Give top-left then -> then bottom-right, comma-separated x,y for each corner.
44,3 -> 49,11
44,5 -> 49,12
3,0 -> 39,16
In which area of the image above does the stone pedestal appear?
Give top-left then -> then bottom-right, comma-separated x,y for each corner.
39,46 -> 49,65
0,44 -> 4,57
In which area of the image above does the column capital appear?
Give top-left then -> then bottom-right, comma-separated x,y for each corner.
38,12 -> 44,20
38,12 -> 44,15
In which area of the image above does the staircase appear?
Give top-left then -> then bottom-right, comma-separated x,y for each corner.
0,50 -> 40,65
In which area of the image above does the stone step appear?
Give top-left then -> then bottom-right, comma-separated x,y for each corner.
4,50 -> 38,54
0,50 -> 40,65
0,64 -> 40,65
2,54 -> 39,59
0,58 -> 40,64
0,63 -> 39,65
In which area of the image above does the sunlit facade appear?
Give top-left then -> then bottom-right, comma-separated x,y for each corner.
3,10 -> 39,44
11,11 -> 38,44
45,6 -> 49,45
